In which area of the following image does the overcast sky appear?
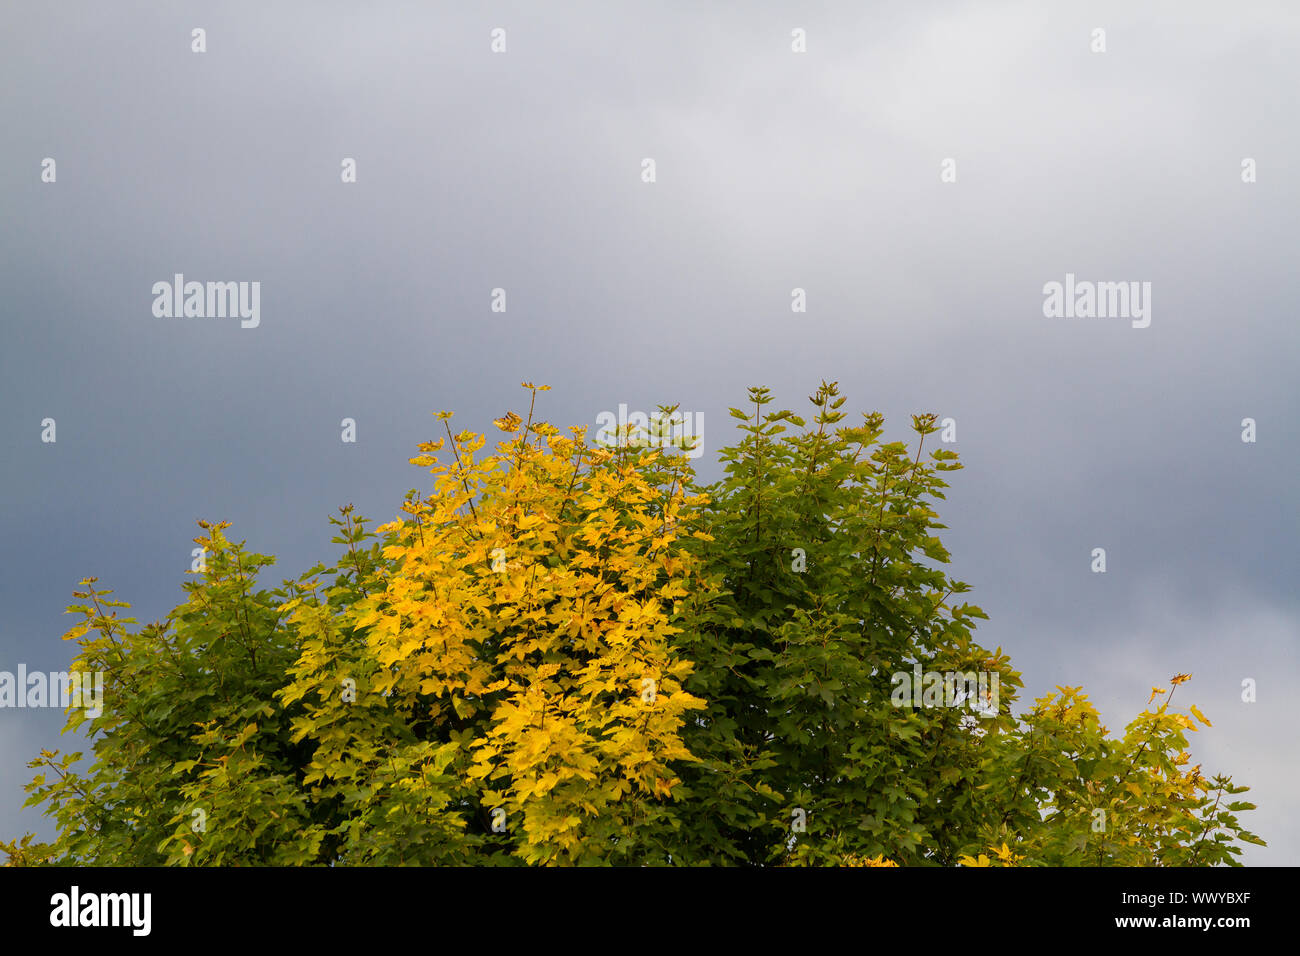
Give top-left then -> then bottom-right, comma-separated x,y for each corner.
2,0 -> 1296,865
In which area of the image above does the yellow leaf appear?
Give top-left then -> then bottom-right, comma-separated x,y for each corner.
1189,704 -> 1212,727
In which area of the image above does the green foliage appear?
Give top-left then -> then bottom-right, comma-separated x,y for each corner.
966,680 -> 1265,866
671,383 -> 1020,865
4,523 -> 323,865
2,384 -> 1264,866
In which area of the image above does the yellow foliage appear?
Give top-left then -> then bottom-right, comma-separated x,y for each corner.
842,854 -> 899,867
958,842 -> 1022,867
338,390 -> 711,864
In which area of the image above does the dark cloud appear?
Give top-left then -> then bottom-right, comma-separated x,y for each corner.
2,0 -> 1295,863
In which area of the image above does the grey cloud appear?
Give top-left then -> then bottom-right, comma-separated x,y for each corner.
1,0 -> 1295,862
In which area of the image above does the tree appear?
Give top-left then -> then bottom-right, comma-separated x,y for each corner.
668,383 -> 1019,865
2,383 -> 1264,866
